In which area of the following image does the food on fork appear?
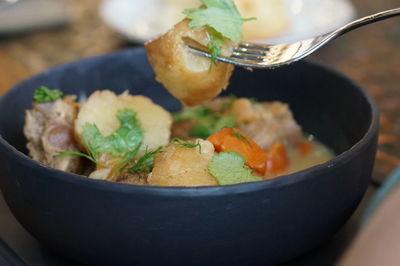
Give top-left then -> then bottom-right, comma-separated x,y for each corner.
145,19 -> 235,107
145,0 -> 252,106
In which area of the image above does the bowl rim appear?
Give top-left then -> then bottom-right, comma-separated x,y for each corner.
0,48 -> 380,197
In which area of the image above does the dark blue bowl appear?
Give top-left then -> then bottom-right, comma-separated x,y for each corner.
0,48 -> 379,266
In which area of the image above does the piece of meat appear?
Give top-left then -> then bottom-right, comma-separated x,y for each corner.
203,97 -> 232,113
117,172 -> 149,185
229,98 -> 261,123
87,168 -> 149,185
171,120 -> 196,140
238,102 -> 302,150
24,95 -> 83,174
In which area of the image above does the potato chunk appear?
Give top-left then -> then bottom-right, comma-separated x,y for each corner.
145,19 -> 235,107
149,139 -> 218,187
75,90 -> 172,154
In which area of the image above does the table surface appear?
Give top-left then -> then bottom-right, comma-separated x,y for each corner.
0,0 -> 399,265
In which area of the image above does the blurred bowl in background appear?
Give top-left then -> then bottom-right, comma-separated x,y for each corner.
99,0 -> 356,44
0,0 -> 69,35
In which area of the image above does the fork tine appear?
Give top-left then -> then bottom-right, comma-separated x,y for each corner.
231,52 -> 265,62
188,47 -> 264,66
233,47 -> 268,56
238,42 -> 271,51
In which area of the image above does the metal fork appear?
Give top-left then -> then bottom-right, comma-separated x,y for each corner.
190,8 -> 400,69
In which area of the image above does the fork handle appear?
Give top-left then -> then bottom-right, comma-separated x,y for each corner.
335,7 -> 400,37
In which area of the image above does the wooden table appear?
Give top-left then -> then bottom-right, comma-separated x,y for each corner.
0,0 -> 399,182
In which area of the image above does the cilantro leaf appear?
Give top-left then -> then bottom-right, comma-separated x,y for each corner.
58,109 -> 144,167
82,109 -> 143,157
183,0 -> 255,62
220,95 -> 237,112
208,152 -> 262,185
184,0 -> 248,42
188,113 -> 236,139
173,106 -> 212,122
34,86 -> 63,103
173,106 -> 236,139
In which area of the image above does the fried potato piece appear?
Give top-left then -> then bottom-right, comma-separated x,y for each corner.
75,90 -> 172,154
148,139 -> 218,187
145,19 -> 235,107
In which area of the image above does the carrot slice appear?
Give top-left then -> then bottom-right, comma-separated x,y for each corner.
264,142 -> 288,178
207,128 -> 266,174
298,140 -> 312,156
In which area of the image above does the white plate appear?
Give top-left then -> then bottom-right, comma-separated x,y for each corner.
0,0 -> 69,34
99,0 -> 356,44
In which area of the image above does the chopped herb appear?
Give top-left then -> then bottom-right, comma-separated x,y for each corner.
189,114 -> 235,139
111,144 -> 142,176
219,95 -> 237,112
249,97 -> 258,104
34,86 -> 63,103
233,130 -> 250,145
173,106 -> 236,139
208,152 -> 262,185
58,109 -> 144,169
81,109 -> 143,157
183,0 -> 255,62
208,30 -> 224,64
128,146 -> 163,174
173,106 -> 212,122
56,151 -> 98,164
172,138 -> 202,153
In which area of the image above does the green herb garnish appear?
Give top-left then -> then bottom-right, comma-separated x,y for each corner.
183,0 -> 255,62
33,86 -> 63,103
81,109 -> 143,157
249,97 -> 258,104
188,112 -> 236,139
219,95 -> 237,112
233,130 -> 250,145
172,138 -> 202,153
207,30 -> 224,64
128,146 -> 163,174
173,106 -> 236,139
58,109 -> 144,167
208,152 -> 262,185
173,106 -> 212,122
57,150 -> 98,164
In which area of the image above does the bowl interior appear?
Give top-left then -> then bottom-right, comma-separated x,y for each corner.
0,48 -> 373,161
